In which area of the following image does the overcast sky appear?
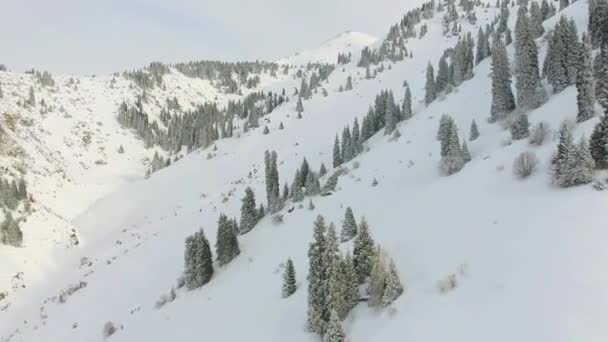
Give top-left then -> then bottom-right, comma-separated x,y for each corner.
2,0 -> 410,75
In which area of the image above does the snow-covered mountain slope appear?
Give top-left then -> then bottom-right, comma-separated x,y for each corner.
276,31 -> 377,65
2,0 -> 608,342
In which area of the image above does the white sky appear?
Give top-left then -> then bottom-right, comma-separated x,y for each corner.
2,0 -> 412,75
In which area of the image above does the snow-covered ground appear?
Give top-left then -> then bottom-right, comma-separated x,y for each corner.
2,0 -> 608,341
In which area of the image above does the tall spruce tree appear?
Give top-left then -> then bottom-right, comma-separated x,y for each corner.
589,110 -> 608,168
402,86 -> 413,120
340,207 -> 358,242
382,258 -> 404,306
307,215 -> 328,334
216,214 -> 240,266
425,62 -> 437,104
470,119 -> 480,141
490,39 -> 516,121
353,217 -> 375,284
596,44 -> 608,110
511,114 -> 531,140
239,187 -> 258,234
323,310 -> 345,342
514,8 -> 545,110
333,134 -> 343,168
440,123 -> 465,175
184,229 -> 214,290
282,258 -> 297,298
576,34 -> 596,123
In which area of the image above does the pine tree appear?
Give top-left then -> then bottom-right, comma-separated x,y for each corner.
319,163 -> 328,177
554,124 -> 595,187
510,114 -> 531,140
476,27 -> 489,64
470,119 -> 480,141
436,56 -> 449,94
291,170 -> 304,202
576,34 -> 596,123
323,310 -> 345,342
216,214 -> 240,266
322,173 -> 339,193
441,123 -> 465,175
333,134 -> 343,168
352,118 -> 362,155
282,258 -> 297,298
340,207 -> 358,242
307,215 -> 328,334
596,44 -> 608,110
425,62 -> 437,105
529,1 -> 545,38
353,217 -> 375,284
0,213 -> 22,247
343,252 -> 359,310
239,187 -> 258,234
27,86 -> 35,107
341,127 -> 353,161
345,76 -> 353,91
184,229 -> 213,290
490,39 -> 516,121
514,8 -> 545,110
544,17 -> 580,93
296,97 -> 304,113
589,111 -> 608,168
369,247 -> 387,307
382,259 -> 404,306
325,224 -> 345,320
402,86 -> 413,120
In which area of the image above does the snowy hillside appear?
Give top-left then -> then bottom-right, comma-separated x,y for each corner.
2,0 -> 608,341
276,31 -> 378,65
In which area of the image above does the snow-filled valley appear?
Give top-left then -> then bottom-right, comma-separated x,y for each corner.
2,0 -> 608,341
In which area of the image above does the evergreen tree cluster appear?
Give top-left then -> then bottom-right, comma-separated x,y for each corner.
0,212 -> 23,247
553,123 -> 595,187
289,158 -> 322,202
0,177 -> 28,210
173,60 -> 280,94
123,62 -> 170,90
589,0 -> 608,48
595,44 -> 608,111
589,110 -> 608,168
239,187 -> 259,234
543,16 -> 580,94
337,52 -> 352,65
32,70 -> 55,87
184,229 -> 214,290
514,5 -> 545,110
307,214 -> 393,337
490,38 -> 516,122
358,0 -> 435,66
215,214 -> 240,266
426,33 -> 476,104
437,114 -> 470,174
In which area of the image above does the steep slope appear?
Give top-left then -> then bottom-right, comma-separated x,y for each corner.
3,1 -> 608,342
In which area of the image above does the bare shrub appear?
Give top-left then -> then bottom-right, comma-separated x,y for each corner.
438,273 -> 458,294
513,151 -> 538,179
102,321 -> 117,339
58,281 -> 87,304
352,161 -> 360,169
155,288 -> 177,309
271,214 -> 284,225
176,276 -> 186,289
529,121 -> 550,146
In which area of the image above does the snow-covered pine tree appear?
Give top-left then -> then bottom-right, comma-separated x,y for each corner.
352,118 -> 362,155
470,119 -> 480,141
343,252 -> 359,311
353,217 -> 375,284
305,172 -> 321,196
425,62 -> 437,105
576,34 -> 596,123
323,310 -> 345,342
282,258 -> 297,298
595,44 -> 608,110
510,114 -> 531,140
215,214 -> 240,266
319,163 -> 328,177
544,17 -> 580,93
369,247 -> 387,308
476,27 -> 489,64
291,169 -> 304,202
402,86 -> 413,120
307,215 -> 328,334
382,258 -> 404,306
590,110 -> 608,168
239,187 -> 258,234
258,203 -> 265,220
514,8 -> 545,110
341,126 -> 353,161
27,86 -> 35,107
589,0 -> 608,48
490,39 -> 516,122
440,123 -> 465,175
296,96 -> 304,113
436,56 -> 449,94
322,172 -> 339,193
345,75 -> 353,91
340,207 -> 358,242
333,134 -> 342,168
0,213 -> 22,247
325,223 -> 346,320
529,1 -> 545,38
554,125 -> 595,187
184,229 -> 214,290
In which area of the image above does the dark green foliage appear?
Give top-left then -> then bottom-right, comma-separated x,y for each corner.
353,218 -> 375,284
216,214 -> 240,266
511,114 -> 531,140
239,187 -> 258,234
1,212 -> 22,247
590,111 -> 608,168
282,258 -> 297,298
184,229 -> 214,289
